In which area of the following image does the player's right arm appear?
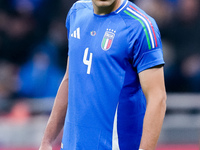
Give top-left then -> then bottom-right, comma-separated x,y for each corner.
39,58 -> 69,150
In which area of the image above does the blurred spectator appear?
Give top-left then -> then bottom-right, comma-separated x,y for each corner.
0,61 -> 19,114
18,43 -> 63,98
11,0 -> 43,15
0,10 -> 37,65
18,18 -> 67,98
164,0 -> 200,92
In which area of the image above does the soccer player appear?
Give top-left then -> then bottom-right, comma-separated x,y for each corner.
39,0 -> 166,149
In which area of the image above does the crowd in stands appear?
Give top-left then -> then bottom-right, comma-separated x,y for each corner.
0,0 -> 76,116
0,0 -> 200,116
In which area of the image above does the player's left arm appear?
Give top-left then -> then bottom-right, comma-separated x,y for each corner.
139,65 -> 167,150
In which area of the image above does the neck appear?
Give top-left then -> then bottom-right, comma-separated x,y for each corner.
93,0 -> 122,15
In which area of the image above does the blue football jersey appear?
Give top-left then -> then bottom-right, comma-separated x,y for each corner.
61,0 -> 164,149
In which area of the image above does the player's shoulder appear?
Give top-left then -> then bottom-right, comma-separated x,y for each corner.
118,0 -> 157,29
66,0 -> 93,29
70,0 -> 93,13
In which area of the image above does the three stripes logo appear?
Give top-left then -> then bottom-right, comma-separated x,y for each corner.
71,27 -> 80,39
101,29 -> 116,51
124,5 -> 158,50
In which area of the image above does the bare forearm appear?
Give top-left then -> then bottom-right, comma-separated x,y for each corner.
138,66 -> 166,150
139,96 -> 166,150
41,72 -> 69,147
41,98 -> 67,145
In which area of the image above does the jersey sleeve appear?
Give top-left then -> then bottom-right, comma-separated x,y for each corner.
131,19 -> 165,73
66,1 -> 90,38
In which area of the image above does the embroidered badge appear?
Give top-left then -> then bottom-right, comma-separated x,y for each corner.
101,29 -> 116,51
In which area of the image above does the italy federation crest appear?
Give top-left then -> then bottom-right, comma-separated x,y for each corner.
101,29 -> 116,51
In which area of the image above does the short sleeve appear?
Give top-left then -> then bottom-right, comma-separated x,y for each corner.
131,19 -> 165,73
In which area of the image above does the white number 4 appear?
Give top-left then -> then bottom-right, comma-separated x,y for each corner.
83,48 -> 93,74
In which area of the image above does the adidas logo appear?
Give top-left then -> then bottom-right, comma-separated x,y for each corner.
71,27 -> 80,39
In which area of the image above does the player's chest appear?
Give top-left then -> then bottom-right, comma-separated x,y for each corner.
68,15 -> 129,60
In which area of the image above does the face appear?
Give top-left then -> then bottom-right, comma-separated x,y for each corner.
92,0 -> 121,15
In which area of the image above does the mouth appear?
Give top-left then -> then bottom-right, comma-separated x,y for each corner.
98,0 -> 109,1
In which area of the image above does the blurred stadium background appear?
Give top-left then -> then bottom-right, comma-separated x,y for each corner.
0,0 -> 200,149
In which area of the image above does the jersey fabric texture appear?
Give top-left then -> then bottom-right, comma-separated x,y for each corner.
61,0 -> 164,149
